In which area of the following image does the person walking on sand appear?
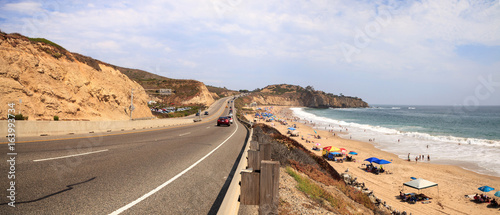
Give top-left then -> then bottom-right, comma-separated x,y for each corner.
408,153 -> 410,161
427,155 -> 430,161
415,156 -> 418,163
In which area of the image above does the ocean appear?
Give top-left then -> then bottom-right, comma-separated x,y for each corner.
291,105 -> 500,177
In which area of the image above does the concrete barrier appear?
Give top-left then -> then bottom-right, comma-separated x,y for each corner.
1,97 -> 230,138
0,118 -> 194,137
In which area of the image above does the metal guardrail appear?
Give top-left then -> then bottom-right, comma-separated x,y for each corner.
217,110 -> 253,215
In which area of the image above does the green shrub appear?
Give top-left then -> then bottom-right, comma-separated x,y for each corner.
13,114 -> 27,120
53,115 -> 59,121
28,37 -> 65,51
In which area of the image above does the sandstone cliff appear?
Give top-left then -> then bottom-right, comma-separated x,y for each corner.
246,84 -> 368,108
0,32 -> 152,121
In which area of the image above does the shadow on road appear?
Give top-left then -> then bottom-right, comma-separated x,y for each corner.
0,177 -> 96,206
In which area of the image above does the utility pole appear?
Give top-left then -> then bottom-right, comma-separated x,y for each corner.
130,88 -> 135,120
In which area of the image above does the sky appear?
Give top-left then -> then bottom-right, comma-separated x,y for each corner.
1,0 -> 500,106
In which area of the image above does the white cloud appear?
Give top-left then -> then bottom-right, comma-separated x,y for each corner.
1,0 -> 499,105
3,1 -> 42,15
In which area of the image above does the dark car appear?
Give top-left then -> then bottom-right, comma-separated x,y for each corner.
195,112 -> 200,116
217,117 -> 230,126
204,111 -> 209,115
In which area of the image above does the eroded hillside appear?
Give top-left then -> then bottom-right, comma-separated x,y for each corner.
0,32 -> 152,120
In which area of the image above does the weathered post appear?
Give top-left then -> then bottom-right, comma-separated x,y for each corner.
248,150 -> 261,171
250,140 -> 260,151
259,161 -> 279,215
240,172 -> 260,205
259,143 -> 272,161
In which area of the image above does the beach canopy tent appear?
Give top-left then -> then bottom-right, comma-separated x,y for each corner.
495,191 -> 500,197
365,157 -> 380,163
404,178 -> 438,190
403,178 -> 440,199
478,186 -> 495,192
374,159 -> 392,165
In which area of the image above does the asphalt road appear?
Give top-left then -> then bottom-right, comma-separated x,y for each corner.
0,98 -> 248,214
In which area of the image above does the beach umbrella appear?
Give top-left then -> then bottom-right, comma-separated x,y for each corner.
331,152 -> 341,155
323,146 -> 332,151
410,177 -> 417,180
374,159 -> 392,165
495,191 -> 500,197
364,157 -> 380,163
288,127 -> 296,131
339,148 -> 347,153
329,147 -> 341,152
348,151 -> 358,155
478,186 -> 495,192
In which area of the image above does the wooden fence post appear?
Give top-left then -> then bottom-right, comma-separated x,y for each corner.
250,140 -> 260,151
259,161 -> 279,215
259,143 -> 272,161
248,150 -> 261,171
240,172 -> 260,205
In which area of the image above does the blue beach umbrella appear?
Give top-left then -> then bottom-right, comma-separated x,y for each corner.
364,157 -> 380,163
410,177 -> 417,180
331,152 -> 341,155
374,159 -> 392,165
495,191 -> 500,197
478,186 -> 495,192
288,127 -> 296,131
348,151 -> 358,155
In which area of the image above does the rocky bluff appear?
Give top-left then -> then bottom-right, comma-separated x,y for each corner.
0,32 -> 215,121
247,84 -> 368,108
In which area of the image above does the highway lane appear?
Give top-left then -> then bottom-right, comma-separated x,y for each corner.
0,98 -> 248,214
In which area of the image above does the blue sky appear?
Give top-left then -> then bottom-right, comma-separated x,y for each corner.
1,0 -> 499,105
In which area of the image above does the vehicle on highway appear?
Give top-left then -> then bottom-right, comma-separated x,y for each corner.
227,116 -> 233,124
196,112 -> 200,116
217,117 -> 230,126
204,111 -> 209,115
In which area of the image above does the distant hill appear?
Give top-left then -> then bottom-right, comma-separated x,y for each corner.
241,84 -> 368,108
206,85 -> 239,98
117,68 -> 217,107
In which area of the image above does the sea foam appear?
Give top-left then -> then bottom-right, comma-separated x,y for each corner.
291,107 -> 500,177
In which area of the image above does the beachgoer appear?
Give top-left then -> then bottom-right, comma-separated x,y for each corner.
408,153 -> 410,161
398,139 -> 400,143
415,156 -> 418,163
427,155 -> 430,161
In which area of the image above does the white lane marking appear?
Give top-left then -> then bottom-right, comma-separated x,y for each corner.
33,149 -> 109,162
109,121 -> 240,215
206,126 -> 211,129
179,132 -> 191,136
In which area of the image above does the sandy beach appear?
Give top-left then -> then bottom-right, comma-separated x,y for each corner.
245,106 -> 500,215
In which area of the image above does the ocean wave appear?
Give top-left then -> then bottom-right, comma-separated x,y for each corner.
291,107 -> 500,148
